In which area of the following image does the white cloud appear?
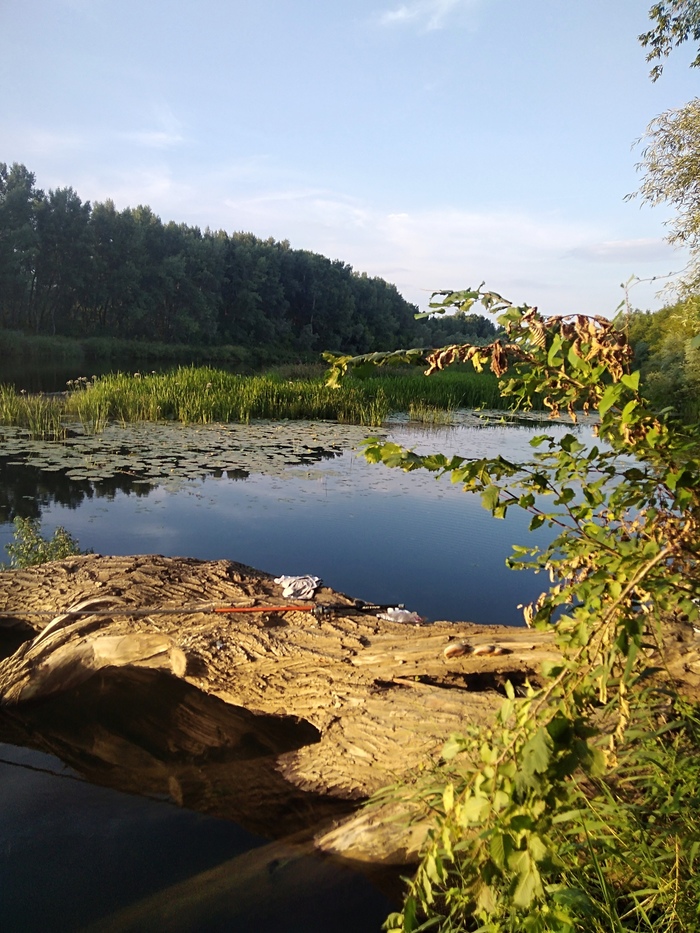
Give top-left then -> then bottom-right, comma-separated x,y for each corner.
567,238 -> 673,264
119,130 -> 184,149
214,186 -> 676,315
375,0 -> 476,31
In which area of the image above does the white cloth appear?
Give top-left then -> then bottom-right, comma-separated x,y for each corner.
377,607 -> 424,624
274,574 -> 322,599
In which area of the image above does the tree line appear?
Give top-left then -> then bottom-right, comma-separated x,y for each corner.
621,295 -> 700,421
0,163 -> 495,358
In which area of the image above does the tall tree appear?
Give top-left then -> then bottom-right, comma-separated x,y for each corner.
640,1 -> 700,80
0,163 -> 43,328
34,187 -> 91,334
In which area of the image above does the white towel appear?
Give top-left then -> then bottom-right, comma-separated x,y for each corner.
274,574 -> 322,599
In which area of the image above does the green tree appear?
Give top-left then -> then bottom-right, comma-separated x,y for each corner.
622,297 -> 700,418
0,162 -> 43,329
640,0 -> 700,80
633,97 -> 700,253
34,186 -> 92,335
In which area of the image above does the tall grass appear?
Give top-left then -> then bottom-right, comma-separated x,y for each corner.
356,366 -> 503,412
0,384 -> 66,438
0,365 -> 511,437
61,367 -> 391,426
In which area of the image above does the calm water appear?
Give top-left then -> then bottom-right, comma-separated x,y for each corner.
0,415 -> 589,931
0,418 -> 580,625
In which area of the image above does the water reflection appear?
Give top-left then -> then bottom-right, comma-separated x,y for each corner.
0,668 -> 352,838
0,668 -> 398,932
0,455 -> 152,524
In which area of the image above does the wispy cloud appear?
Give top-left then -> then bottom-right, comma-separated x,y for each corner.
119,130 -> 184,149
119,102 -> 185,150
214,186 -> 676,315
567,238 -> 672,264
375,0 -> 475,31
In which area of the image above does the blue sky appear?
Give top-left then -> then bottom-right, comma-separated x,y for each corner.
2,0 -> 699,316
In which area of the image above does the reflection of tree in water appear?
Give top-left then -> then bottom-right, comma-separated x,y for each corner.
0,458 -> 153,523
293,445 -> 340,466
0,430 -> 344,526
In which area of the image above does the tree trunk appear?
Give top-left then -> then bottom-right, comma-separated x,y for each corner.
1,554 -> 697,864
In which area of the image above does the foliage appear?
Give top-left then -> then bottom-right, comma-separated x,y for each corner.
620,295 -> 700,420
0,366 -> 505,438
631,98 -> 700,256
0,383 -> 67,438
327,286 -> 700,931
633,6 -> 700,296
0,163 -> 495,358
640,1 -> 700,80
4,517 -> 86,568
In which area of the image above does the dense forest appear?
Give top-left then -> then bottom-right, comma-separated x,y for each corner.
0,162 -> 495,358
621,297 -> 700,420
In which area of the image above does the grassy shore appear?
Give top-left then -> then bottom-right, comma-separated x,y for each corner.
0,329 -> 270,370
0,364 -> 506,438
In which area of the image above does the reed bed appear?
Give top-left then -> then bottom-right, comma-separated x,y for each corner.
0,365 -> 510,438
0,384 -> 67,438
61,367 -> 391,426
358,367 -> 503,412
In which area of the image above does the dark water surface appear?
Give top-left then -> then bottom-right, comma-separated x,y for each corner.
0,416 -> 591,931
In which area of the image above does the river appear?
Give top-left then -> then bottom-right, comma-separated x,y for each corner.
0,413 -> 589,931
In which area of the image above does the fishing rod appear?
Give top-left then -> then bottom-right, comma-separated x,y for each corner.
7,599 -> 406,620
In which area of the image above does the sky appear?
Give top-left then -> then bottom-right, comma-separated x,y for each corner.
2,0 -> 700,318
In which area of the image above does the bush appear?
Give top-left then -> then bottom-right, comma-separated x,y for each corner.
4,517 -> 87,568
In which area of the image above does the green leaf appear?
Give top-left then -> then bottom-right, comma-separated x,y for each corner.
512,861 -> 541,909
442,783 -> 454,814
567,345 -> 587,370
598,383 -> 623,417
441,735 -> 466,760
490,832 -> 513,869
547,333 -> 563,366
481,485 -> 500,511
620,371 -> 640,391
403,895 -> 418,933
459,795 -> 490,824
522,727 -> 553,776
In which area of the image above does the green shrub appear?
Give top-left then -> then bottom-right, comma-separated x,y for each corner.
4,517 -> 87,568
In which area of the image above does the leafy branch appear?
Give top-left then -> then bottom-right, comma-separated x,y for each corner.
327,286 -> 700,932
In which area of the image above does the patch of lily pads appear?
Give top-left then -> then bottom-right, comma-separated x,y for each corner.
0,409 -> 586,496
0,421 -> 389,492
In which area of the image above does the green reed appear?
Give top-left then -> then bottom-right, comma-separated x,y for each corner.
59,367 -> 393,427
0,365 -> 510,437
0,384 -> 67,438
358,367 -> 504,412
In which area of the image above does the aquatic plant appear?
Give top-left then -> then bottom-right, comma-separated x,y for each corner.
63,367 -> 407,426
0,364 -> 511,438
0,384 -> 66,438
